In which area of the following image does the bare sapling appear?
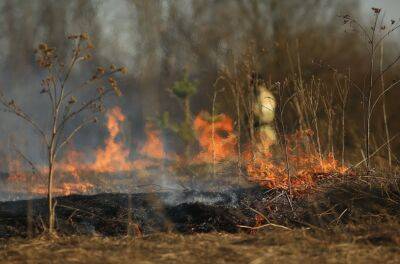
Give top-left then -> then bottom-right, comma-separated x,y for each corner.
0,33 -> 127,235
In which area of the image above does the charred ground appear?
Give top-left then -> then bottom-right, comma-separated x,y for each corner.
1,173 -> 400,263
1,173 -> 399,238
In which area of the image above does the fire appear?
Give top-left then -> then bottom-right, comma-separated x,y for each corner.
28,182 -> 94,196
7,159 -> 27,182
6,153 -> 95,196
6,106 -> 170,196
245,130 -> 348,192
193,111 -> 237,163
137,123 -> 165,160
58,149 -> 87,179
6,106 -> 347,197
89,106 -> 133,173
132,123 -> 166,170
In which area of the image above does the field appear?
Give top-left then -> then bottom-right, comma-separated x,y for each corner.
1,229 -> 400,263
1,2 -> 400,263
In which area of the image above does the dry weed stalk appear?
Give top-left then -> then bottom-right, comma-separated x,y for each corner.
342,9 -> 400,170
334,70 -> 350,167
274,80 -> 295,197
380,43 -> 392,167
220,49 -> 259,175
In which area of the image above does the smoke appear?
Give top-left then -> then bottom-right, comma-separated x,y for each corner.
164,189 -> 239,206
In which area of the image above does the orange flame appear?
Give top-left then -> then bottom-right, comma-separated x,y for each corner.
6,106 -> 170,196
58,149 -> 87,180
6,107 -> 127,196
245,130 -> 348,192
138,123 -> 165,160
193,111 -> 237,163
132,123 -> 166,170
6,106 -> 347,197
6,152 -> 95,196
89,106 -> 133,173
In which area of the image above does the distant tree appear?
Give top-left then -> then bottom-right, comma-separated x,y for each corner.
161,74 -> 198,158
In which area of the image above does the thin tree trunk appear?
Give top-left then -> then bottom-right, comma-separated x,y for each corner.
47,159 -> 55,234
47,127 -> 57,235
183,97 -> 191,159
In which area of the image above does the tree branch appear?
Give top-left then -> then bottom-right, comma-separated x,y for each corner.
0,95 -> 48,145
55,116 -> 96,158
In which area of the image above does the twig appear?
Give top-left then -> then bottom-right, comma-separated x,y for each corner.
351,133 -> 400,169
237,223 -> 292,231
330,208 -> 348,225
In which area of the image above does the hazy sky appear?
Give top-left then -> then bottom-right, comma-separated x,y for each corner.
361,0 -> 400,39
362,0 -> 400,20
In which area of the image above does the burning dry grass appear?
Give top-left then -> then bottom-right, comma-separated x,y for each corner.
5,106 -> 349,197
245,130 -> 348,193
5,106 -> 168,196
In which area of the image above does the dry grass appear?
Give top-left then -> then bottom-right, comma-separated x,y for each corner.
0,228 -> 399,264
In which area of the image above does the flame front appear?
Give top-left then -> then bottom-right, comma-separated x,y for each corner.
244,130 -> 348,192
6,108 -> 347,197
6,106 -> 167,196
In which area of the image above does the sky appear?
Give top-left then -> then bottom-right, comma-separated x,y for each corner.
361,0 -> 400,39
362,0 -> 400,21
